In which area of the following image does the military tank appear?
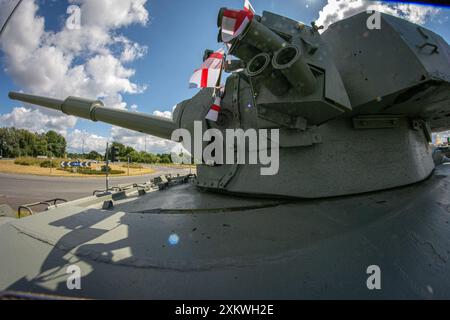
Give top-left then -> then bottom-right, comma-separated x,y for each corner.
1,7 -> 450,299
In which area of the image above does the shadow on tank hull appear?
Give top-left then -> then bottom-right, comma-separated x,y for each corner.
2,165 -> 450,299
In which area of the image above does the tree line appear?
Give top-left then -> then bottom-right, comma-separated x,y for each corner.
68,142 -> 172,164
0,127 -> 173,163
0,127 -> 66,158
109,141 -> 172,163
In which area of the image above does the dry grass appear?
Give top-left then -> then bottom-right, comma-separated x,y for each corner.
0,160 -> 155,177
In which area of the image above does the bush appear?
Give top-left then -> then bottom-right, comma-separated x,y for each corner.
14,157 -> 40,166
40,160 -> 57,168
15,157 -> 66,167
100,165 -> 124,174
15,160 -> 31,166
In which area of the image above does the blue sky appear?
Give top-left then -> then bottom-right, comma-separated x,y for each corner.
0,0 -> 450,153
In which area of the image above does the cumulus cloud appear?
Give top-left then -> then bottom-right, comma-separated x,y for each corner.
111,128 -> 178,154
0,106 -> 76,136
116,36 -> 148,63
316,0 -> 440,31
71,0 -> 148,29
0,0 -> 149,131
65,127 -> 178,155
67,129 -> 109,153
152,110 -> 172,119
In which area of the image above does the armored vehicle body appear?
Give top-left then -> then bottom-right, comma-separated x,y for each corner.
1,8 -> 450,299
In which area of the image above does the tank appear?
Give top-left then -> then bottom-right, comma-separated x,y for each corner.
1,8 -> 450,299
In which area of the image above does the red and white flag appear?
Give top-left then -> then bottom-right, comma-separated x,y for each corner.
189,48 -> 225,88
220,2 -> 254,43
205,96 -> 222,122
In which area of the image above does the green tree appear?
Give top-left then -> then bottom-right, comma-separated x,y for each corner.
45,130 -> 66,157
34,133 -> 48,157
0,127 -> 39,158
157,153 -> 172,164
127,150 -> 139,163
86,150 -> 102,160
111,141 -> 136,161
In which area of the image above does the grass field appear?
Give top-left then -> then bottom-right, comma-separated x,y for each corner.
0,159 -> 156,177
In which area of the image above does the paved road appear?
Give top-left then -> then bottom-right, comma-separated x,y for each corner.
0,166 -> 192,210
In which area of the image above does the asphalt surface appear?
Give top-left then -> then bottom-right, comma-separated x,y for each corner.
0,165 -> 192,210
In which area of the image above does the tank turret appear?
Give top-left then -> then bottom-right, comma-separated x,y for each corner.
9,9 -> 450,198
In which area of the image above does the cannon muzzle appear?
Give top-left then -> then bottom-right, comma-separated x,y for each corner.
8,92 -> 176,140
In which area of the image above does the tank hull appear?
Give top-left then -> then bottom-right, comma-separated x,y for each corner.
1,165 -> 450,299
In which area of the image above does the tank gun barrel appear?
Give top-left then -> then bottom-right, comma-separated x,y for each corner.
8,92 -> 176,140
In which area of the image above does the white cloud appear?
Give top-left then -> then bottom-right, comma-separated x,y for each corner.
111,126 -> 177,154
316,0 -> 440,31
116,36 -> 148,63
67,129 -> 109,153
0,0 -> 149,119
152,110 -> 172,119
67,127 -> 177,155
71,0 -> 148,29
0,106 -> 76,136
